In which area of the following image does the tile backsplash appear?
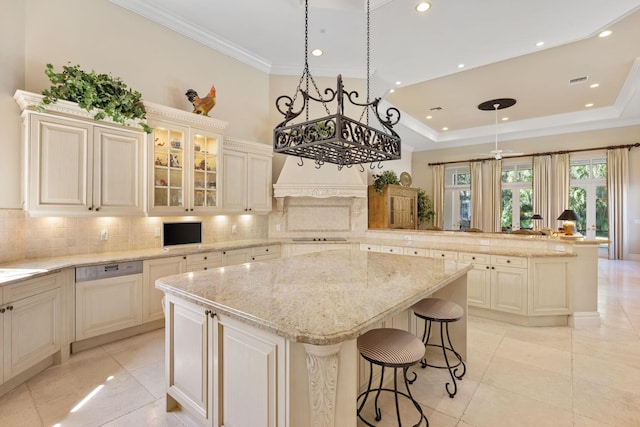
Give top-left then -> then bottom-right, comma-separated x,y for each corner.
0,209 -> 268,264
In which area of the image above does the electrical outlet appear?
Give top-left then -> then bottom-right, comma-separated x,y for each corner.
154,227 -> 161,237
275,224 -> 281,232
100,229 -> 108,241
231,224 -> 237,234
555,245 -> 566,252
480,240 -> 490,246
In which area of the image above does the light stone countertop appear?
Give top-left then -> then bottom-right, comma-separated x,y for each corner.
156,249 -> 472,345
0,239 -> 281,285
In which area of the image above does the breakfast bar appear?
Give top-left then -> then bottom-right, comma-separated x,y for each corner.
156,249 -> 472,427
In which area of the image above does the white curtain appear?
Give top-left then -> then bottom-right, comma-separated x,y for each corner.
470,161 -> 483,229
432,164 -> 445,229
486,159 -> 502,232
607,148 -> 628,260
551,153 -> 570,228
533,156 -> 552,228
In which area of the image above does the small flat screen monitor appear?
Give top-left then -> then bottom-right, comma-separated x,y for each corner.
163,221 -> 202,247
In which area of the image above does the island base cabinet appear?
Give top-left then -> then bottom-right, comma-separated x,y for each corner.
164,295 -> 286,427
490,266 -> 528,315
529,259 -> 573,315
143,257 -> 185,323
466,264 -> 491,308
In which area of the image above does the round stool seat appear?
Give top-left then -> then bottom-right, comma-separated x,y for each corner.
412,298 -> 463,322
358,328 -> 425,367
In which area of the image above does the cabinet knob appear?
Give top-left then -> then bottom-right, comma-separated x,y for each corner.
414,251 -> 418,255
0,308 -> 5,314
204,267 -> 207,270
95,207 -> 100,212
265,248 -> 269,252
190,208 -> 194,211
507,259 -> 511,263
204,310 -> 216,318
249,208 -> 252,211
204,256 -> 207,260
472,256 -> 476,260
441,254 -> 445,257
252,257 -> 256,261
183,256 -> 187,260
223,251 -> 226,254
88,206 -> 93,211
492,266 -> 495,270
6,305 -> 13,311
486,266 -> 490,269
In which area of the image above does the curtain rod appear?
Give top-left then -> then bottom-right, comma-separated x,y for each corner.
426,142 -> 640,166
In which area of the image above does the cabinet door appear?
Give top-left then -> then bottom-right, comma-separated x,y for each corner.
529,258 -> 572,315
3,288 -> 61,381
222,150 -> 248,211
165,296 -> 214,423
93,126 -> 144,215
216,315 -> 285,427
28,115 -> 92,214
143,257 -> 185,323
222,248 -> 251,266
149,123 -> 189,214
491,266 -> 528,315
467,264 -> 491,308
75,274 -> 143,340
247,154 -> 272,212
192,129 -> 221,212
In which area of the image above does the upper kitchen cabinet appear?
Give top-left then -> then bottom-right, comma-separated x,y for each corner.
14,91 -> 145,216
222,138 -> 272,213
144,102 -> 228,216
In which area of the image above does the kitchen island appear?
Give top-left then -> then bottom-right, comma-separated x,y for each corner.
156,249 -> 471,427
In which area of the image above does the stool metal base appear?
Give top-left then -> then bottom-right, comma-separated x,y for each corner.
419,319 -> 467,398
357,361 -> 429,427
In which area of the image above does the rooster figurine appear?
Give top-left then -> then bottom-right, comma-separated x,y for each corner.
185,85 -> 216,116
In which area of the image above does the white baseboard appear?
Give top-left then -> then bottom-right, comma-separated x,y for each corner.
569,311 -> 601,328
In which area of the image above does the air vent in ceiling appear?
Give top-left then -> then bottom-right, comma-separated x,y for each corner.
430,106 -> 443,111
569,76 -> 588,85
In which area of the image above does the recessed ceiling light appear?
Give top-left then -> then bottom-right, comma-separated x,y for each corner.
311,49 -> 323,56
536,41 -> 545,47
599,30 -> 612,38
426,115 -> 433,119
457,63 -> 465,69
415,2 -> 431,13
501,117 -> 509,121
442,127 -> 448,131
395,81 -> 402,86
590,83 -> 600,88
389,89 -> 395,93
585,103 -> 594,108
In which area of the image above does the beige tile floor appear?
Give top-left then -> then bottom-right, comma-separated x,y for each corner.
1,258 -> 639,426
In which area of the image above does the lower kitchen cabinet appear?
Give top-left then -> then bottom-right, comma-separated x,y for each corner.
459,253 -> 491,309
75,273 -> 143,340
529,257 -> 572,315
165,295 -> 285,426
491,264 -> 528,315
1,271 -> 71,389
222,248 -> 250,266
250,244 -> 281,261
143,256 -> 186,323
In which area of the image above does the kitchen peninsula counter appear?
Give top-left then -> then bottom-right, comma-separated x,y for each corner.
156,250 -> 471,426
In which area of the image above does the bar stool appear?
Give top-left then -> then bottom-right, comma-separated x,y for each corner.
357,328 -> 429,427
412,298 -> 466,398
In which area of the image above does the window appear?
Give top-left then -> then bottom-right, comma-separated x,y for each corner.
501,163 -> 532,231
444,166 -> 471,230
569,157 -> 607,239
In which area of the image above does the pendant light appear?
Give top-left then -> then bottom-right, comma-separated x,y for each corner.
273,0 -> 401,170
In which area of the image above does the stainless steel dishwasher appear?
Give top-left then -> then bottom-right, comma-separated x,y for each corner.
74,261 -> 144,347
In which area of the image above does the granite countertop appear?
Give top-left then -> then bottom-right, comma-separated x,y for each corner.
0,239 -> 281,285
156,249 -> 472,345
361,238 -> 577,257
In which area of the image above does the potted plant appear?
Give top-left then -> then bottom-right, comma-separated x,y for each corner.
37,63 -> 151,133
372,170 -> 400,194
417,189 -> 435,225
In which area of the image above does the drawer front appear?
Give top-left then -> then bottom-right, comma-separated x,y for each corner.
360,243 -> 380,252
250,245 -> 281,257
458,252 -> 490,264
380,245 -> 404,255
186,252 -> 222,266
491,255 -> 527,268
4,273 -> 59,303
251,253 -> 280,262
430,250 -> 458,260
403,247 -> 429,257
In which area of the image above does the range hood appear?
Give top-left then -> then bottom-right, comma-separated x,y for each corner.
273,156 -> 368,200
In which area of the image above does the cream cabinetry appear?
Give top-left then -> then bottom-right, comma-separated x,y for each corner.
285,242 -> 354,257
430,249 -> 459,260
222,138 -> 273,213
165,295 -> 285,426
187,252 -> 223,271
528,258 -> 572,316
222,248 -> 251,266
458,252 -> 491,308
75,273 -> 143,340
250,244 -> 281,262
490,255 -> 528,315
1,272 -> 71,387
142,256 -> 186,323
145,102 -> 227,215
21,112 -> 144,216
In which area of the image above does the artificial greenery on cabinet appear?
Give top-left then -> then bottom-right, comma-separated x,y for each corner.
37,63 -> 151,133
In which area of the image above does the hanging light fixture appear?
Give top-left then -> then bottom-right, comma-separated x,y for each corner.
477,98 -> 517,159
273,0 -> 401,170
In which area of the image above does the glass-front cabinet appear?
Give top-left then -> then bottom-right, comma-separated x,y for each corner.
145,101 -> 227,215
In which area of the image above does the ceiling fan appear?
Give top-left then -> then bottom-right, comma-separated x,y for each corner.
475,98 -> 523,160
